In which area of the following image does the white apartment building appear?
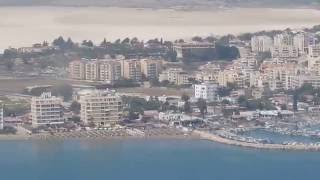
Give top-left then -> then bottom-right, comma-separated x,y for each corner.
0,105 -> 3,130
85,61 -> 99,81
79,90 -> 122,127
292,75 -> 320,89
140,59 -> 161,80
194,83 -> 217,102
308,44 -> 320,58
69,60 -> 86,80
121,59 -> 142,81
31,92 -> 64,128
293,33 -> 316,55
251,36 -> 273,53
159,68 -> 190,85
274,33 -> 294,47
271,45 -> 299,60
265,64 -> 299,90
99,60 -> 122,83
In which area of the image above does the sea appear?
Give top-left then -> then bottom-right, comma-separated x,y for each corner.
1,7 -> 320,52
0,139 -> 319,180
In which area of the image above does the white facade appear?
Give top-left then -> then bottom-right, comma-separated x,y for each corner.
251,36 -> 273,53
31,92 -> 64,127
79,90 -> 122,127
0,105 -> 3,130
308,45 -> 320,58
194,83 -> 217,102
271,45 -> 299,59
274,33 -> 294,47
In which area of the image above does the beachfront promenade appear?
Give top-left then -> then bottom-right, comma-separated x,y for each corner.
194,130 -> 320,151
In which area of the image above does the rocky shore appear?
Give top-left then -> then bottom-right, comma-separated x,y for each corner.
194,130 -> 320,151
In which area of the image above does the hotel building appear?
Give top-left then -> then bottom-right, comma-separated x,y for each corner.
31,92 -> 64,127
79,90 -> 122,127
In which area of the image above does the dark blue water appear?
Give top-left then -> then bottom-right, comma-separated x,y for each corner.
0,139 -> 319,180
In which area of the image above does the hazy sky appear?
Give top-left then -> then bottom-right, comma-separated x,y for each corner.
0,0 -> 318,7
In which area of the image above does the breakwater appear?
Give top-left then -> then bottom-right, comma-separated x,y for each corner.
194,130 -> 320,151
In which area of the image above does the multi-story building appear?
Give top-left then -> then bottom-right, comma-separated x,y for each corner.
274,33 -> 294,47
0,104 -> 3,130
140,59 -> 161,80
294,33 -> 316,55
79,90 -> 122,127
264,64 -> 299,90
85,60 -> 99,81
99,60 -> 122,83
31,92 -> 64,127
217,70 -> 238,87
308,44 -> 320,58
173,42 -> 215,59
194,83 -> 217,102
251,36 -> 273,53
271,45 -> 299,60
159,68 -> 190,85
121,59 -> 142,81
69,60 -> 86,80
292,75 -> 320,89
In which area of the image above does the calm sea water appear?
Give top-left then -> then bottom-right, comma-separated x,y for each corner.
0,139 -> 319,180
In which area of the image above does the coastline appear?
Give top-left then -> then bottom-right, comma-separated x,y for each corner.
194,130 -> 320,152
2,131 -> 320,152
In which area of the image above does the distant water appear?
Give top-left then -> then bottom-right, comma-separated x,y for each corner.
0,139 -> 319,180
1,7 -> 320,51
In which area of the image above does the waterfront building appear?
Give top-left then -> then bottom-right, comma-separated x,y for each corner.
79,90 -> 122,127
85,60 -> 99,81
31,92 -> 64,128
69,60 -> 86,80
173,42 -> 215,59
140,59 -> 161,80
194,83 -> 218,102
99,60 -> 122,83
251,36 -> 273,53
121,59 -> 142,81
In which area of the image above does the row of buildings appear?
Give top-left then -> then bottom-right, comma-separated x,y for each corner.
69,58 -> 162,83
31,90 -> 122,128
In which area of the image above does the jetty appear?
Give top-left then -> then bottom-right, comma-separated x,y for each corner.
194,130 -> 320,151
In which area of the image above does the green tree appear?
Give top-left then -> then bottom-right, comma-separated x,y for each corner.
196,98 -> 207,118
70,101 -> 81,114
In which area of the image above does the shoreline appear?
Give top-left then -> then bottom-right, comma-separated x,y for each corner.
194,130 -> 320,152
2,131 -> 320,152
